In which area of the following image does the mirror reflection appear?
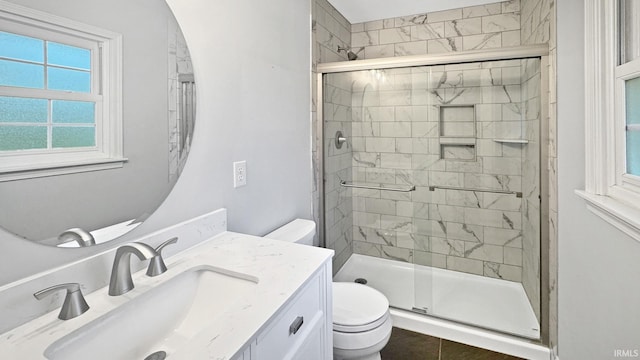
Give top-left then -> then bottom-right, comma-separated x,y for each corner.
0,0 -> 195,247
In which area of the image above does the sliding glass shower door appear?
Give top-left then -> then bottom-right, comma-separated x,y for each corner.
410,58 -> 542,339
321,55 -> 543,340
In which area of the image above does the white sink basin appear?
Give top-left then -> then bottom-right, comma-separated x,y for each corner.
44,266 -> 258,360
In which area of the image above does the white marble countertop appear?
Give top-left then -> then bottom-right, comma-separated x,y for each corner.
0,231 -> 333,360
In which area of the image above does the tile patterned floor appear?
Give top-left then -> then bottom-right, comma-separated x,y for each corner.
380,327 -> 525,360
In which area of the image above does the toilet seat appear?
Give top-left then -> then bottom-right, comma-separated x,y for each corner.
332,282 -> 390,333
334,312 -> 389,333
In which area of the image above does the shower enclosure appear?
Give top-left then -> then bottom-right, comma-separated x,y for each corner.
317,46 -> 549,342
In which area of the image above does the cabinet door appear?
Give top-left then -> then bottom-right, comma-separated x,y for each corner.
291,323 -> 325,360
255,275 -> 323,360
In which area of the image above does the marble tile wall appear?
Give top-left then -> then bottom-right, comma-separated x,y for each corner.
312,0 -> 352,273
349,61 -> 530,282
324,73 -> 354,273
521,0 -> 557,351
350,1 -> 522,60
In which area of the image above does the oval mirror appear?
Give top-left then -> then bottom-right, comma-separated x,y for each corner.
0,0 -> 195,247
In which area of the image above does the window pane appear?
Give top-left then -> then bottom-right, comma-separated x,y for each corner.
0,59 -> 44,88
627,131 -> 640,175
0,97 -> 48,123
0,125 -> 47,151
625,77 -> 640,175
622,0 -> 640,64
52,100 -> 95,124
626,77 -> 640,124
47,67 -> 90,92
47,42 -> 90,70
0,31 -> 44,63
52,127 -> 95,148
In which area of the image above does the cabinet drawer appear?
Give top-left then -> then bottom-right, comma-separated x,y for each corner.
256,275 -> 322,360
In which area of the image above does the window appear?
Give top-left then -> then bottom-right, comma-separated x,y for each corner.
580,0 -> 640,242
1,32 -> 96,150
0,2 -> 124,181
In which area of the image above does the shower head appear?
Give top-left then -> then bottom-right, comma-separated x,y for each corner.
337,46 -> 359,61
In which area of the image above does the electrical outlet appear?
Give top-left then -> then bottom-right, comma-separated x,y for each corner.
233,161 -> 247,188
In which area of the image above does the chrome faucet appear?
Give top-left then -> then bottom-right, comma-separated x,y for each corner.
34,283 -> 90,320
146,237 -> 178,277
58,228 -> 96,247
108,242 -> 157,296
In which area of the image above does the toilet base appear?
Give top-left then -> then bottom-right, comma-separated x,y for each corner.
333,310 -> 392,360
333,328 -> 391,360
333,351 -> 381,360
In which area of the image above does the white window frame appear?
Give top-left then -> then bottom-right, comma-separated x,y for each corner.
578,0 -> 640,243
0,0 -> 125,181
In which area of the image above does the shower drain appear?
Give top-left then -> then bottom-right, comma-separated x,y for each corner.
354,278 -> 367,284
144,351 -> 167,360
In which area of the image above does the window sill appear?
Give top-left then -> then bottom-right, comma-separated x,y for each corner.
0,157 -> 128,182
575,190 -> 640,243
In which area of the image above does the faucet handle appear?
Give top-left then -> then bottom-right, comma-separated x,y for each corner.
34,283 -> 90,320
146,237 -> 178,277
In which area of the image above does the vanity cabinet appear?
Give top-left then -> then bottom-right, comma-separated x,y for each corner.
232,261 -> 332,360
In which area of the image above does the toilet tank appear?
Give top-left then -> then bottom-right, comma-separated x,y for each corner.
264,219 -> 316,246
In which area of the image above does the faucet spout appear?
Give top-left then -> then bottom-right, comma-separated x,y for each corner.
108,243 -> 157,296
58,228 -> 96,247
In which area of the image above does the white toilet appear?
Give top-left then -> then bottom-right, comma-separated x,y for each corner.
265,219 -> 392,360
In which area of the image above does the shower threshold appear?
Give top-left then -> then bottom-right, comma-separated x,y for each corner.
334,254 -> 540,340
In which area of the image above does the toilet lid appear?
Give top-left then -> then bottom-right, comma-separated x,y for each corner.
333,282 -> 389,329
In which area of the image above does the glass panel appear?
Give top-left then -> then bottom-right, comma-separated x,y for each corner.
47,67 -> 90,93
321,72 -> 355,280
0,31 -> 44,63
52,127 -> 95,148
423,59 -> 541,339
625,76 -> 640,175
323,58 -> 543,341
52,100 -> 95,124
47,42 -> 91,70
0,125 -> 47,150
627,131 -> 640,175
622,0 -> 640,64
412,66 -> 435,317
0,97 -> 48,123
625,76 -> 640,124
0,59 -> 44,88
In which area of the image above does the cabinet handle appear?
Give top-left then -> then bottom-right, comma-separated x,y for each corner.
289,316 -> 304,335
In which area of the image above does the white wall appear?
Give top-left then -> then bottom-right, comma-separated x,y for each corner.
557,0 -> 640,358
158,0 -> 312,235
0,0 -> 312,285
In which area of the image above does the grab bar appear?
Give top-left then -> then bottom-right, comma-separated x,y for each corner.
340,181 -> 415,192
428,185 -> 522,198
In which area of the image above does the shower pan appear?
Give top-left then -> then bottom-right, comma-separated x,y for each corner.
316,45 -> 550,351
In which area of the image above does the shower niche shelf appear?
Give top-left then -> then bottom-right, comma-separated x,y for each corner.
440,138 -> 475,145
441,143 -> 476,161
492,139 -> 529,144
439,104 -> 476,137
438,104 -> 477,161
